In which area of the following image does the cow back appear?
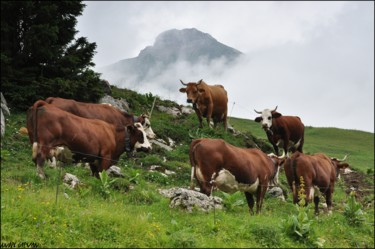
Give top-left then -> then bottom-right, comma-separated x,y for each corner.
273,115 -> 304,143
45,97 -> 134,127
202,84 -> 228,116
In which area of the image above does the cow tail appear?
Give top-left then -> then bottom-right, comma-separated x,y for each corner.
31,100 -> 46,160
189,139 -> 202,190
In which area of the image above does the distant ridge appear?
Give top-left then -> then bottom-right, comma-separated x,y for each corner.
98,28 -> 243,85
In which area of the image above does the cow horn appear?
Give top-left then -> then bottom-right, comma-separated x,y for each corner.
271,106 -> 278,112
180,79 -> 188,86
254,109 -> 262,114
278,149 -> 286,159
340,154 -> 348,161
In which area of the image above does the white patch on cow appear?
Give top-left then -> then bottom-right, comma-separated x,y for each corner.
195,166 -> 205,184
32,142 -> 38,160
143,117 -> 156,139
213,169 -> 259,194
259,109 -> 273,130
309,186 -> 315,201
190,166 -> 195,189
134,122 -> 152,151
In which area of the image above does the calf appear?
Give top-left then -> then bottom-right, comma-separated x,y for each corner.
284,151 -> 349,214
254,106 -> 304,156
189,138 -> 282,215
31,100 -> 144,179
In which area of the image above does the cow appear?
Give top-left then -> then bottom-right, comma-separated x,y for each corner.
179,79 -> 228,131
284,151 -> 350,215
189,138 -> 283,215
45,97 -> 156,139
31,100 -> 145,179
254,106 -> 304,156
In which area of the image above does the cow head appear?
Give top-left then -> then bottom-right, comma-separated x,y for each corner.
179,79 -> 205,104
254,106 -> 281,133
330,155 -> 350,179
139,114 -> 156,139
133,122 -> 152,152
267,150 -> 286,186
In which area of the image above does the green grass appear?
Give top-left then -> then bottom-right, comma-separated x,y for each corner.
1,88 -> 374,248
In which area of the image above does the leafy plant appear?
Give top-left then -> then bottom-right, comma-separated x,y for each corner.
281,176 -> 325,248
343,191 -> 366,226
98,171 -> 117,199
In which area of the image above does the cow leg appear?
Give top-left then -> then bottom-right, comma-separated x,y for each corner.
36,144 -> 48,179
244,192 -> 255,215
89,163 -> 99,178
193,108 -> 203,128
297,137 -> 304,153
313,195 -> 320,215
223,113 -> 228,132
256,186 -> 267,214
325,187 -> 334,214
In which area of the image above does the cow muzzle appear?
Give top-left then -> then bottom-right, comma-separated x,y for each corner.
187,99 -> 193,104
136,146 -> 151,153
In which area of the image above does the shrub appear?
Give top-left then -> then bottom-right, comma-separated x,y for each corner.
343,191 -> 366,226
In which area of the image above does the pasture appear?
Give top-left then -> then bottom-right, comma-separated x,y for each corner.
1,88 -> 374,248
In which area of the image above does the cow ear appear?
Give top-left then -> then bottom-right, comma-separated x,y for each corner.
254,117 -> 262,123
272,112 -> 282,118
179,88 -> 186,93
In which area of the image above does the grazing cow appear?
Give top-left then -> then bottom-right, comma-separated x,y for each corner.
179,79 -> 228,131
31,100 -> 145,179
284,151 -> 350,214
189,138 -> 282,215
45,97 -> 155,139
254,106 -> 304,156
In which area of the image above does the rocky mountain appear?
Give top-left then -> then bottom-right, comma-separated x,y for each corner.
98,28 -> 243,86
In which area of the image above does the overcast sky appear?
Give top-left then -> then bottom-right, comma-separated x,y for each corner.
76,1 -> 374,133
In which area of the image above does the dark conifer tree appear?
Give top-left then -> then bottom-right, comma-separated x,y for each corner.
1,1 -> 104,110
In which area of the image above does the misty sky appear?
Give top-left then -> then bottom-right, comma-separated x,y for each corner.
76,1 -> 374,133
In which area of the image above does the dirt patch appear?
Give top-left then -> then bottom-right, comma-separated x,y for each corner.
341,170 -> 374,205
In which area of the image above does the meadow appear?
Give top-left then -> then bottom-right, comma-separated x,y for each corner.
1,88 -> 374,248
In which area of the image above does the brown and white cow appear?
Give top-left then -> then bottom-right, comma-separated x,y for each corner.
284,151 -> 350,215
31,100 -> 145,179
189,138 -> 282,215
45,97 -> 156,139
26,97 -> 152,162
254,106 -> 304,156
179,79 -> 228,131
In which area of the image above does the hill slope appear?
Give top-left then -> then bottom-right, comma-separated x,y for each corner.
1,87 -> 373,248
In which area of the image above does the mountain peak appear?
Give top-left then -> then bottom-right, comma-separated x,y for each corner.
101,28 -> 243,84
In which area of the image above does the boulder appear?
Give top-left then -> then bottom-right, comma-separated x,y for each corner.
159,187 -> 223,212
99,95 -> 130,113
63,173 -> 80,189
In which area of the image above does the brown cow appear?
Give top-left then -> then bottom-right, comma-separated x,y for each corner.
284,151 -> 350,214
254,106 -> 304,156
189,138 -> 282,215
45,97 -> 156,139
31,100 -> 145,179
179,79 -> 228,131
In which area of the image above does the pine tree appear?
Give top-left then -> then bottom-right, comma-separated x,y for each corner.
1,1 -> 104,110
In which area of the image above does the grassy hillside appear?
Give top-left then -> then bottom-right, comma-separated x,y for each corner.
1,88 -> 374,248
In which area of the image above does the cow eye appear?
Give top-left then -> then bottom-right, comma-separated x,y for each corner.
268,117 -> 272,120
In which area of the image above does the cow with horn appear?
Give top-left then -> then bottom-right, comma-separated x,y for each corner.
254,106 -> 304,156
179,79 -> 228,131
